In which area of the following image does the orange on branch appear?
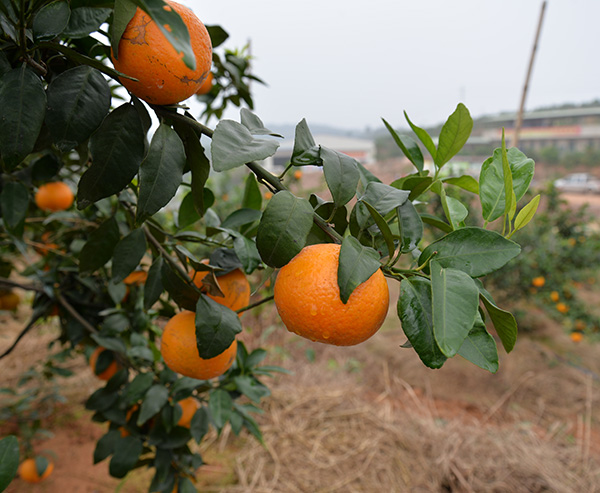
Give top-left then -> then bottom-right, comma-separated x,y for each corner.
111,1 -> 212,105
195,71 -> 214,95
570,331 -> 583,343
274,243 -> 389,346
18,458 -> 54,483
34,182 -> 74,212
531,276 -> 545,288
123,270 -> 148,286
160,311 -> 237,379
176,396 -> 199,427
89,347 -> 120,381
550,291 -> 560,302
192,262 -> 250,313
0,291 -> 20,311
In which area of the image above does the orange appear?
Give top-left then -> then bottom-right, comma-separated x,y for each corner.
531,276 -> 545,288
34,182 -> 74,212
18,457 -> 54,483
556,302 -> 569,314
0,291 -> 20,311
550,291 -> 560,302
111,1 -> 212,105
274,243 -> 389,346
570,331 -> 583,343
176,396 -> 199,427
192,262 -> 250,313
263,191 -> 273,200
293,170 -> 303,180
123,270 -> 148,286
195,71 -> 214,95
160,310 -> 237,379
89,347 -> 120,381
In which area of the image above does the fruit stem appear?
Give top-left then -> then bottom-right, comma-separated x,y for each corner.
236,294 -> 274,314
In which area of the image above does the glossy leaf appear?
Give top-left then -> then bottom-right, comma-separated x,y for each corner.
419,227 -> 521,277
242,173 -> 262,210
206,24 -> 228,48
231,232 -> 261,274
431,261 -> 479,357
434,103 -> 473,167
0,435 -> 19,492
420,213 -> 452,233
233,375 -> 270,403
111,0 -> 137,59
404,110 -> 437,160
143,256 -> 164,309
211,119 -> 279,171
138,384 -> 169,425
33,0 -> 70,41
356,182 -> 409,229
337,236 -> 382,304
398,277 -> 446,369
397,200 -> 423,253
137,123 -> 186,223
0,181 -> 28,232
291,118 -> 321,166
256,191 -> 314,268
382,118 -> 424,172
112,229 -> 147,283
108,436 -> 143,478
458,315 -> 499,373
443,175 -> 479,194
79,217 -> 120,273
0,66 -> 46,169
361,201 -> 395,259
512,194 -> 540,235
208,389 -> 233,430
446,196 -> 468,225
78,103 -> 146,209
63,7 -> 110,38
321,147 -> 360,208
195,295 -> 241,359
160,261 -> 199,311
93,429 -> 120,464
478,283 -> 518,353
391,174 -> 434,201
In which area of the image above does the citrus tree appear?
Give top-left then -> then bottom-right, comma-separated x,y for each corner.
0,0 -> 540,490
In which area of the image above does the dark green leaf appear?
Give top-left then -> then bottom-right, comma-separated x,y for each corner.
356,182 -> 409,229
177,192 -> 200,229
355,160 -> 382,188
398,277 -> 446,369
137,384 -> 169,425
0,66 -> 46,168
478,284 -> 518,353
79,216 -> 120,273
86,386 -> 119,411
434,103 -> 473,167
45,66 -> 110,152
111,0 -> 137,59
208,389 -> 232,430
382,118 -> 423,172
233,375 -> 270,403
391,174 -> 434,201
34,457 -> 50,477
112,229 -> 147,283
195,295 -> 241,359
291,119 -> 321,166
397,200 -> 423,253
125,372 -> 155,405
240,108 -> 282,137
458,315 -> 499,373
232,232 -> 261,274
143,256 -> 164,310
404,110 -> 436,160
93,429 -> 120,464
176,123 -> 210,216
0,181 -> 28,231
33,0 -> 70,41
178,477 -> 197,493
242,173 -> 262,210
190,406 -> 209,443
420,212 -> 452,233
337,236 -> 381,304
256,191 -> 314,268
206,24 -> 228,48
108,436 -> 143,478
137,123 -> 186,223
431,261 -> 479,357
361,201 -> 395,259
63,7 -> 111,38
211,120 -> 279,171
78,103 -> 146,209
419,227 -> 521,277
221,208 -> 262,230
0,51 -> 10,77
160,261 -> 199,311
0,435 -> 19,491
321,147 -> 359,208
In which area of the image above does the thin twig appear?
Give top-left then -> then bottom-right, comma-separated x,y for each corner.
142,224 -> 195,285
236,295 -> 274,314
55,291 -> 98,334
0,277 -> 44,293
0,318 -> 39,359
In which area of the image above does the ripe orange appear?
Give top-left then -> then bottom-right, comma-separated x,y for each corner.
0,291 -> 20,311
89,347 -> 120,381
195,71 -> 214,95
161,310 -> 237,379
293,170 -> 303,180
18,457 -> 54,483
192,262 -> 250,313
123,270 -> 148,286
111,1 -> 212,105
34,182 -> 74,212
176,396 -> 199,427
274,243 -> 389,346
556,302 -> 569,314
550,291 -> 560,302
264,191 -> 273,200
570,331 -> 583,343
531,276 -> 545,288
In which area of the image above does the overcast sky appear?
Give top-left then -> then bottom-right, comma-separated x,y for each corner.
180,0 -> 599,131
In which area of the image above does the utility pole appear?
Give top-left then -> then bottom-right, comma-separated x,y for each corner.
512,1 -> 547,148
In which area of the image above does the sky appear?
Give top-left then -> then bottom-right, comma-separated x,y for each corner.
180,0 -> 600,131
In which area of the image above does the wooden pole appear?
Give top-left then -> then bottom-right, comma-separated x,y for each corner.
512,1 -> 547,148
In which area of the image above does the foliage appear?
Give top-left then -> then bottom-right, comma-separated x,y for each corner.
0,0 -> 538,489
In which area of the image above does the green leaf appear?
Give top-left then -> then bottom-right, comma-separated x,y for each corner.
397,200 -> 423,253
177,192 -> 200,229
398,277 -> 447,369
0,66 -> 46,169
112,229 -> 147,283
34,457 -> 50,477
211,119 -> 280,171
434,103 -> 473,167
144,256 -> 164,310
321,147 -> 360,208
133,0 -> 195,70
160,261 -> 199,311
443,175 -> 479,194
500,129 -> 514,222
233,375 -> 270,403
240,108 -> 282,137
430,261 -> 479,357
512,194 -> 540,235
63,7 -> 111,38
478,284 -> 518,353
195,295 -> 241,359
78,103 -> 146,209
419,227 -> 521,277
231,232 -> 261,275
206,24 -> 228,48
0,181 -> 28,232
0,51 -> 10,78
355,160 -> 382,188
137,384 -> 169,425
337,236 -> 382,304
221,208 -> 262,230
420,212 -> 452,233
0,435 -> 19,491
178,477 -> 197,493
33,0 -> 70,41
108,436 -> 143,478
458,315 -> 499,373
242,173 -> 262,210
79,216 -> 120,273
208,389 -> 232,430
256,191 -> 314,268
291,119 -> 321,166
382,118 -> 424,172
446,196 -> 468,225
356,182 -> 409,229
137,123 -> 186,223
93,429 -> 120,464
404,110 -> 436,160
111,0 -> 137,59
391,174 -> 434,201
479,147 -> 535,223
361,201 -> 395,259
45,66 -> 110,152
125,372 -> 155,405
190,406 -> 209,443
